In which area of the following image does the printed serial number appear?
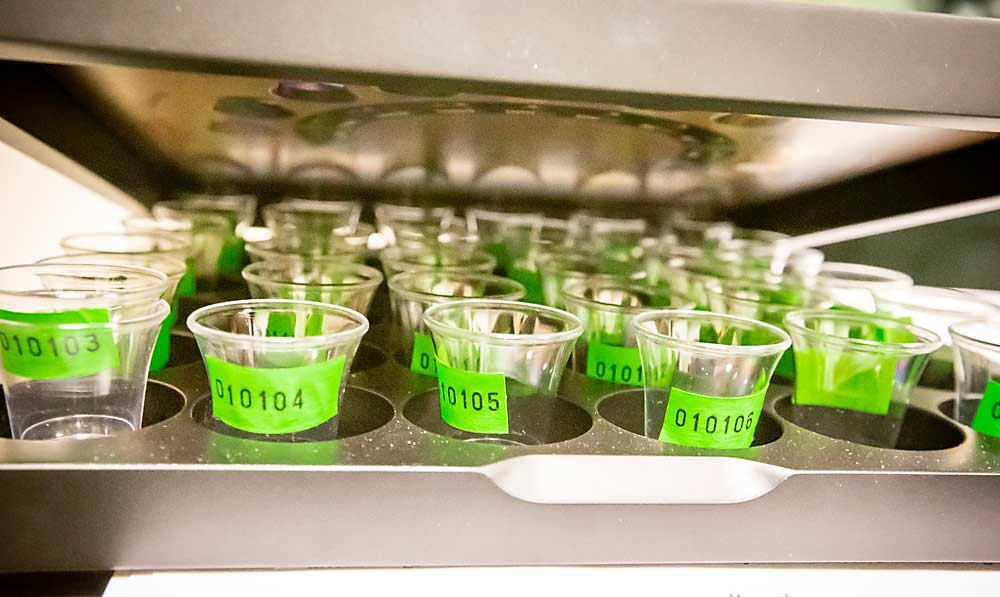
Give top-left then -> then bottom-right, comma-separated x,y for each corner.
213,380 -> 305,411
671,408 -> 756,435
0,331 -> 102,358
439,383 -> 501,412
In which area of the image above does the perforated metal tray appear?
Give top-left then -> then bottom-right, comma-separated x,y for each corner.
0,283 -> 998,572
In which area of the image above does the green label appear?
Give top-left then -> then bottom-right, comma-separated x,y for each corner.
972,380 -> 1000,438
436,360 -> 509,434
586,342 -> 644,386
150,309 -> 177,371
216,237 -> 245,275
177,259 -> 197,296
410,332 -> 437,376
205,354 -> 345,434
0,308 -> 119,379
507,267 -> 543,304
658,386 -> 766,449
793,349 -> 894,415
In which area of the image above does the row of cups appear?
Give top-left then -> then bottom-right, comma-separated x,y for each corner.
4,194 -> 1000,451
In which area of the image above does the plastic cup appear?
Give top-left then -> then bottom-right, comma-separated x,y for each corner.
536,250 -> 646,309
242,258 -> 384,316
37,253 -> 186,371
374,203 -> 455,247
123,213 -> 232,291
563,281 -> 694,386
707,279 -> 833,380
245,223 -> 372,263
950,319 -> 1000,436
875,286 -> 1000,386
423,299 -> 583,445
187,299 -> 368,441
664,216 -> 734,247
632,310 -> 790,449
387,272 -> 526,376
466,208 -> 543,274
784,309 -> 941,448
0,264 -> 171,440
379,245 -> 496,280
263,198 -> 362,238
152,194 -> 257,280
816,262 -> 913,312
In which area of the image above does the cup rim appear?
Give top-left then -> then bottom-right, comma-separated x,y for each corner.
0,263 -> 170,308
949,318 -> 1000,351
817,261 -> 914,289
562,280 -> 694,314
38,253 -> 187,281
387,271 -> 526,303
784,308 -> 942,355
60,231 -> 191,256
631,309 -> 791,357
245,238 -> 367,261
187,298 -> 369,348
154,195 -> 257,226
242,259 -> 384,291
705,278 -> 827,309
374,203 -> 454,222
423,299 -> 583,346
266,198 -> 361,215
466,207 -> 544,227
874,286 -> 1000,318
380,245 -> 497,273
0,298 -> 171,331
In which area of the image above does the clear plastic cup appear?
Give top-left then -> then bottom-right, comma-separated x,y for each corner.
37,253 -> 186,371
875,286 -> 1000,386
784,309 -> 942,448
242,258 -> 384,316
632,310 -> 790,449
950,319 -> 1000,436
245,223 -> 372,263
152,194 -> 257,279
707,279 -> 833,380
0,264 -> 171,440
187,299 -> 368,441
387,272 -> 526,376
466,208 -> 543,274
379,245 -> 497,280
816,262 -> 913,312
664,215 -> 734,247
374,203 -> 455,247
123,213 -> 232,291
568,212 -> 648,264
423,299 -> 582,445
563,281 -> 694,386
263,198 -> 362,238
536,249 -> 646,309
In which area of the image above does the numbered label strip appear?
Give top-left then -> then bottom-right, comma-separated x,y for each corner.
410,332 -> 437,376
586,342 -> 644,386
206,355 -> 345,434
436,361 -> 509,434
972,379 -> 1000,439
659,386 -> 766,449
0,308 -> 118,379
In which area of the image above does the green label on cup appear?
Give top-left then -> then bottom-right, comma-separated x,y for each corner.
436,360 -> 509,434
658,386 -> 766,449
793,349 -> 894,415
972,380 -> 1000,438
205,355 -> 345,434
177,259 -> 197,296
507,267 -> 543,304
0,308 -> 119,379
586,342 -> 644,386
410,332 -> 437,376
216,237 -> 245,275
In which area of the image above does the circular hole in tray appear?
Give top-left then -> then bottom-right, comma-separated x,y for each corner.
176,281 -> 252,324
0,380 -> 186,440
191,386 -> 393,442
403,389 -> 592,446
164,331 -> 201,368
598,389 -> 783,448
774,396 -> 964,451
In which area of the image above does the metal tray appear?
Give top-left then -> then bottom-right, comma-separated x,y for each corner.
1,284 -> 998,572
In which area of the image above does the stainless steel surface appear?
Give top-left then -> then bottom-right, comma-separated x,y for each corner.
0,308 -> 997,571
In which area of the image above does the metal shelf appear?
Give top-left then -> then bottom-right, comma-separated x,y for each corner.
1,0 -> 999,130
